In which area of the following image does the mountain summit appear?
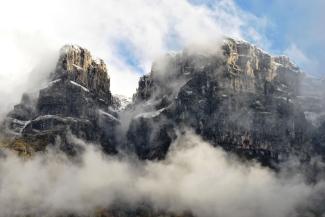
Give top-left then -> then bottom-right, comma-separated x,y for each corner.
1,38 -> 323,164
2,45 -> 118,155
129,38 -> 309,164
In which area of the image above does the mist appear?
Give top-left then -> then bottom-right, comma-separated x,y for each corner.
0,0 -> 269,119
1,1 -> 325,217
0,131 -> 323,217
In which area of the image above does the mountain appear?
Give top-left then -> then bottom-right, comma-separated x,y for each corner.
2,39 -> 323,164
1,45 -> 119,155
1,38 -> 325,217
128,38 -> 312,165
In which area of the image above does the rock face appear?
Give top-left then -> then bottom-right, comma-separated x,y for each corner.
128,38 -> 310,165
1,38 -> 325,217
1,39 -> 320,165
2,45 -> 118,154
52,45 -> 112,105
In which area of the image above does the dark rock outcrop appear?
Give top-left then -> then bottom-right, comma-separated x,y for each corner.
2,45 -> 118,154
128,38 -> 310,165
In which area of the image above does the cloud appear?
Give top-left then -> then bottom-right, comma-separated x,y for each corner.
235,0 -> 325,75
0,0 -> 266,117
0,131 -> 323,217
284,43 -> 321,76
284,43 -> 311,67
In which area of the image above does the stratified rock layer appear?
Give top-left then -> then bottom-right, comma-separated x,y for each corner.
128,38 -> 310,165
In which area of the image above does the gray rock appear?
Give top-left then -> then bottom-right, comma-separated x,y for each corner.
2,45 -> 118,154
129,38 -> 310,165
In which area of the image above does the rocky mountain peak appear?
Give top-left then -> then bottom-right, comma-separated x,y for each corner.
135,38 -> 302,104
58,44 -> 107,72
1,39 -> 323,166
1,44 -> 118,154
52,45 -> 111,100
130,38 -> 311,163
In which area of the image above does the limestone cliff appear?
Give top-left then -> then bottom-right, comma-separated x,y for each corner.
129,38 -> 309,165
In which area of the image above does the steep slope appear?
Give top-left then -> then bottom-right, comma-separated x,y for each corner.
1,45 -> 118,154
128,38 -> 310,165
0,39 -> 318,165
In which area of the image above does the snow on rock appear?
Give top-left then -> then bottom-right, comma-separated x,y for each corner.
70,81 -> 89,92
98,109 -> 119,122
72,64 -> 83,71
135,108 -> 166,119
5,118 -> 31,134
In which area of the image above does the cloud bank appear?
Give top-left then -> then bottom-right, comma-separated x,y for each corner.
0,132 -> 324,217
0,0 -> 265,117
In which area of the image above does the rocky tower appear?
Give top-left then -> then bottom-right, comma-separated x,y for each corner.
38,45 -> 112,117
2,45 -> 118,154
128,38 -> 310,164
53,45 -> 111,104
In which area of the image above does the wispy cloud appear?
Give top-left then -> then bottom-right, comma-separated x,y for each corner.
234,0 -> 325,75
0,0 -> 267,116
284,43 -> 311,67
0,132 -> 323,217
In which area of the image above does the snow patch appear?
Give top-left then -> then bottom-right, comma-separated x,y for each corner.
98,109 -> 119,122
49,79 -> 61,85
41,79 -> 61,89
135,108 -> 166,119
72,64 -> 83,71
20,120 -> 31,133
34,115 -> 61,121
70,81 -> 89,92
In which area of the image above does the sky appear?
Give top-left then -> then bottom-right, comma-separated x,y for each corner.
191,0 -> 325,76
234,0 -> 325,76
0,0 -> 324,114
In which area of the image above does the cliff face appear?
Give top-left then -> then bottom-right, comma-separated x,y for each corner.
2,45 -> 118,154
1,39 -> 325,217
0,39 -> 318,164
53,45 -> 112,103
129,38 -> 309,164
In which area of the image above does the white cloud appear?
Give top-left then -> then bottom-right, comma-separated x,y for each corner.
0,132 -> 322,217
284,43 -> 321,74
0,0 -> 265,116
284,44 -> 310,66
